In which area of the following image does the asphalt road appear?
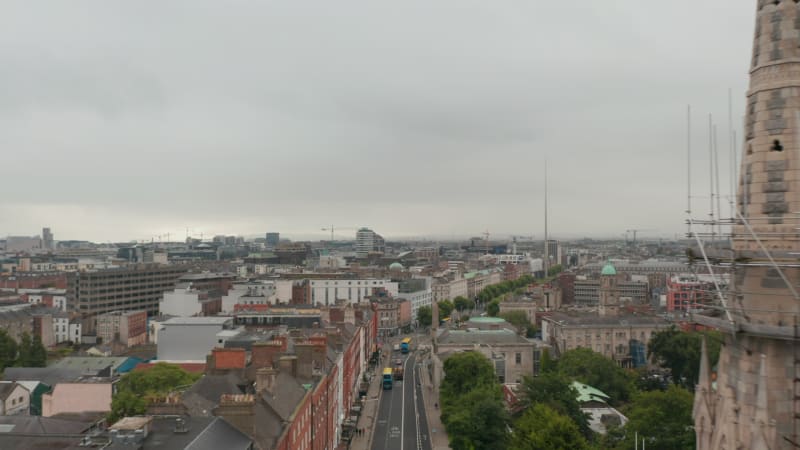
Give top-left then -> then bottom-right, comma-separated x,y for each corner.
371,351 -> 432,450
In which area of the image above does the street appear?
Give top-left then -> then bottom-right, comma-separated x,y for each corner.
371,350 -> 432,450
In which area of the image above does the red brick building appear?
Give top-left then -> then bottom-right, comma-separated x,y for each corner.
0,272 -> 67,289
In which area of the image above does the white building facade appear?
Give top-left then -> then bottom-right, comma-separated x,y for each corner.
309,279 -> 398,306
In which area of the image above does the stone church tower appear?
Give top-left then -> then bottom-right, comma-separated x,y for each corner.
694,1 -> 800,448
598,262 -> 619,317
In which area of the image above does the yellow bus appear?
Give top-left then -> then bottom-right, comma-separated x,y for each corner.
400,337 -> 412,354
382,367 -> 394,390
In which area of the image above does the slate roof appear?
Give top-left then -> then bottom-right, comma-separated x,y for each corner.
0,382 -> 22,400
105,416 -> 252,450
3,367 -> 84,387
182,373 -> 244,417
0,415 -> 94,450
51,357 -> 130,374
261,372 -> 307,421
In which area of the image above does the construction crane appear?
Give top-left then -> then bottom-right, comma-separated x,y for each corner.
626,229 -> 654,244
321,226 -> 358,242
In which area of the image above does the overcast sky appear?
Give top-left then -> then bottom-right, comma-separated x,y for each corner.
0,1 -> 754,243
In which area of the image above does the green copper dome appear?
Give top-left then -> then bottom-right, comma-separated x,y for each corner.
601,262 -> 617,276
389,262 -> 404,270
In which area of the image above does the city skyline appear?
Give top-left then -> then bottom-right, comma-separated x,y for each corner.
1,1 -> 753,242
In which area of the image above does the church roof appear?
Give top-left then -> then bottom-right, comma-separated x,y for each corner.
601,262 -> 617,276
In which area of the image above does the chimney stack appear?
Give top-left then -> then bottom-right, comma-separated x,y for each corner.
278,355 -> 298,378
251,341 -> 283,369
213,394 -> 255,438
255,367 -> 277,395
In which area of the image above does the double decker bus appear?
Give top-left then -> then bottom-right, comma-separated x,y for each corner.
382,367 -> 394,390
400,337 -> 412,354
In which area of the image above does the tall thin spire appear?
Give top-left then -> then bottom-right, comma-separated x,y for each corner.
544,159 -> 549,276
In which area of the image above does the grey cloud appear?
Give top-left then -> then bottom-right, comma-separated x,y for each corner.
0,0 -> 755,241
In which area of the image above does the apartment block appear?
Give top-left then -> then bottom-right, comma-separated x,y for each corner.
96,310 -> 147,347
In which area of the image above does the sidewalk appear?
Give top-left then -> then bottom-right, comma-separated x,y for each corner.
348,362 -> 383,450
419,352 -> 450,450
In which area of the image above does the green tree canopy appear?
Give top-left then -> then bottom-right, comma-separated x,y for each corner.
499,311 -> 535,336
0,330 -> 17,372
108,390 -> 146,423
611,385 -> 695,450
510,404 -> 590,450
547,264 -> 563,277
487,299 -> 500,317
518,373 -> 591,438
445,386 -> 510,450
15,332 -> 33,367
441,351 -> 497,397
437,300 -> 454,319
109,363 -> 202,422
647,326 -> 721,388
29,335 -> 47,367
453,296 -> 474,312
417,305 -> 432,327
557,348 -> 634,404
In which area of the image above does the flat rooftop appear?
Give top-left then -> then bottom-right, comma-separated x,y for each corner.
437,328 -> 531,345
163,316 -> 232,325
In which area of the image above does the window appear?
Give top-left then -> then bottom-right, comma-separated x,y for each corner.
515,353 -> 521,364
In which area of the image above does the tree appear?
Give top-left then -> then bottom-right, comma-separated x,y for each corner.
612,385 -> 695,450
0,330 -> 17,372
109,363 -> 202,422
557,348 -> 634,404
500,311 -> 535,336
647,326 -> 722,388
440,352 -> 509,450
29,335 -> 47,367
453,296 -> 474,312
108,390 -> 146,423
15,332 -> 33,367
518,373 -> 591,438
510,404 -> 590,450
547,264 -> 563,277
417,305 -> 432,327
487,299 -> 500,317
441,351 -> 497,398
540,348 -> 556,374
437,300 -> 454,319
445,386 -> 510,450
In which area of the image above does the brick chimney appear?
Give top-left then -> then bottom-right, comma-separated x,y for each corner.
255,367 -> 277,395
213,394 -> 255,438
273,335 -> 288,351
278,355 -> 298,377
251,341 -> 282,369
309,334 -> 327,351
212,348 -> 246,370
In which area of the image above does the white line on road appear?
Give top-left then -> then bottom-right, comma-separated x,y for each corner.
401,353 -> 413,450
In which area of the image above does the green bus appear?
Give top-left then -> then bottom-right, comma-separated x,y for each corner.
382,367 -> 393,390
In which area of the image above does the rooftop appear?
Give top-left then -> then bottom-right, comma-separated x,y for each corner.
437,328 -> 532,345
572,381 -> 610,404
51,356 -> 130,373
544,312 -> 669,328
468,317 -> 506,324
163,317 -> 233,325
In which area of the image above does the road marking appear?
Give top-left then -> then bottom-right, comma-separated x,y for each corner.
401,353 -> 413,450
